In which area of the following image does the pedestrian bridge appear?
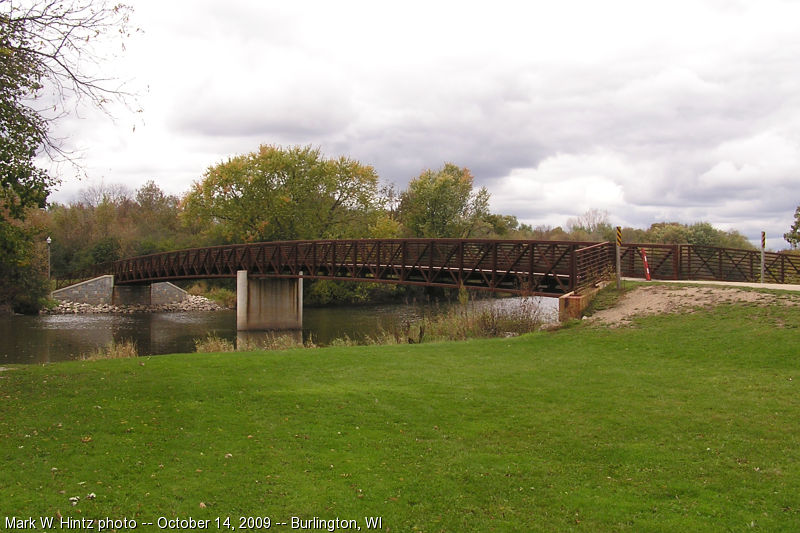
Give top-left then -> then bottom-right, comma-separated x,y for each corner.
107,239 -> 608,294
57,238 -> 800,330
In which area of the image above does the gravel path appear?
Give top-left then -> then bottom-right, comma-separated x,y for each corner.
586,284 -> 800,327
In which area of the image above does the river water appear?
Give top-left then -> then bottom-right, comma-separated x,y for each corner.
0,298 -> 558,365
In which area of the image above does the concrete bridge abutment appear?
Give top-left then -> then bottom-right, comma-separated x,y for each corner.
52,276 -> 188,306
236,270 -> 303,331
112,284 -> 152,305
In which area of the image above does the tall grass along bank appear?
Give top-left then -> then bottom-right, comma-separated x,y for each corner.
193,297 -> 548,352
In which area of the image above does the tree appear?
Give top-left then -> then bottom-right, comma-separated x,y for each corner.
482,214 -> 521,237
132,180 -> 180,253
44,181 -> 202,278
79,181 -> 133,207
399,163 -> 490,238
1,0 -> 134,312
646,222 -> 691,244
45,185 -> 136,276
1,1 -> 134,204
785,206 -> 800,250
566,209 -> 612,237
1,11 -> 48,218
687,222 -> 717,247
183,145 -> 381,242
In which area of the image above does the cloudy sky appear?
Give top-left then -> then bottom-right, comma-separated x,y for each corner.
47,0 -> 800,249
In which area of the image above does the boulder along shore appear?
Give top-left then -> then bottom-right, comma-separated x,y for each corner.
43,295 -> 224,314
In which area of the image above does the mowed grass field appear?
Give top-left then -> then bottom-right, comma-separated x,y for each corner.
1,296 -> 799,531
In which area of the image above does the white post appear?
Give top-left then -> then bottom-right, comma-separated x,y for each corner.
236,270 -> 248,331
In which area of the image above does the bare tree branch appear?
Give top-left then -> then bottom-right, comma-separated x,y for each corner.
2,0 -> 138,161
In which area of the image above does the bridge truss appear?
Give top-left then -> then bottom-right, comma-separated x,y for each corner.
83,239 -> 610,296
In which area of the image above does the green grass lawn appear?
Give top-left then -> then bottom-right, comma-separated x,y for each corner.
2,299 -> 799,532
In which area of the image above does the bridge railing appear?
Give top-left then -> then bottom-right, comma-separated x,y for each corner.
620,244 -> 681,280
620,244 -> 800,284
681,245 -> 800,284
574,242 -> 614,291
763,251 -> 800,284
53,261 -> 115,289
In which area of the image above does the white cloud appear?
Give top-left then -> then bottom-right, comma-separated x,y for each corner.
491,151 -> 629,226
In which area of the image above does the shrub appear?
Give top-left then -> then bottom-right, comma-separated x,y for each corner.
236,332 -> 308,351
419,298 -> 544,342
82,339 -> 138,361
207,287 -> 236,308
185,282 -> 236,308
194,334 -> 235,353
186,281 -> 208,296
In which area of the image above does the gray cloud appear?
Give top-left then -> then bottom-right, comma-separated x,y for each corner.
47,0 -> 800,249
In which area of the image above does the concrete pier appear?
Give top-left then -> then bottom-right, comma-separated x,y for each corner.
236,270 -> 303,331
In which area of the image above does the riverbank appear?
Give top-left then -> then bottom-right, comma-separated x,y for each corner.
2,295 -> 799,530
41,294 -> 223,314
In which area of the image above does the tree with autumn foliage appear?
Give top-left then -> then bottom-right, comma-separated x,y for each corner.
183,145 -> 382,243
398,163 -> 490,238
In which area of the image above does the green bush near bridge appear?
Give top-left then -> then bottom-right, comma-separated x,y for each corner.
2,299 -> 799,531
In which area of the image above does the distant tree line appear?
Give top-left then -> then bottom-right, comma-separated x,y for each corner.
5,143 -> 786,314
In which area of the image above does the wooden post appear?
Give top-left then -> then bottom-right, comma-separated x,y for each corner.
672,244 -> 680,280
570,246 -> 577,291
528,242 -> 535,293
492,242 -> 498,289
616,226 -> 622,290
458,240 -> 465,288
761,231 -> 766,284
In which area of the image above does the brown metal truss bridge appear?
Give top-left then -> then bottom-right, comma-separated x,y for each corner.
60,239 -> 800,295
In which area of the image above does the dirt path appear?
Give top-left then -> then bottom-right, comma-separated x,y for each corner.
586,284 -> 800,327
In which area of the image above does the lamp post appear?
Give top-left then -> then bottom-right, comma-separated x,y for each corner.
46,236 -> 52,280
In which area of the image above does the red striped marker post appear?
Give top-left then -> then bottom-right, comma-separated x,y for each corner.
639,248 -> 651,281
